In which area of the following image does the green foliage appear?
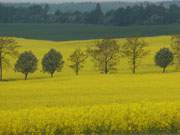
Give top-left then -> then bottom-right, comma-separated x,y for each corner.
155,48 -> 174,73
121,38 -> 149,74
42,49 -> 64,77
1,3 -> 180,26
85,3 -> 104,24
171,35 -> 180,70
69,48 -> 88,75
0,37 -> 19,80
15,51 -> 38,80
89,39 -> 120,74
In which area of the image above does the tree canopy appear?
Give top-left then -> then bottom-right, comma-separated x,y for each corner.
171,35 -> 180,70
89,39 -> 120,74
1,3 -> 180,26
0,37 -> 19,80
155,48 -> 174,73
15,51 -> 38,80
121,38 -> 149,74
69,48 -> 88,75
42,49 -> 64,77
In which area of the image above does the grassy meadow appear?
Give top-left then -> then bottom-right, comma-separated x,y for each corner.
1,35 -> 180,134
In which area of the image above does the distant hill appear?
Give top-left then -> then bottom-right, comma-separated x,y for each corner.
2,0 -> 180,13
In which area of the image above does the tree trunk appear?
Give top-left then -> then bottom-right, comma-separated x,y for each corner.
163,67 -> 166,73
132,52 -> 136,74
132,62 -> 136,74
76,63 -> 79,76
24,73 -> 28,80
76,70 -> 79,75
0,52 -> 2,81
104,61 -> 108,74
76,69 -> 79,76
51,73 -> 54,78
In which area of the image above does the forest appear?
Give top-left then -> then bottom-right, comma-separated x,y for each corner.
1,2 -> 180,26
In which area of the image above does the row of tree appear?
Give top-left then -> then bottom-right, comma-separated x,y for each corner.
0,36 -> 180,80
1,3 -> 180,25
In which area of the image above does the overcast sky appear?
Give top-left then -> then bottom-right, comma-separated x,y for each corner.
0,0 -> 171,3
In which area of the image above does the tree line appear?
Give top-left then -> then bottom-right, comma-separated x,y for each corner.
0,36 -> 180,80
1,3 -> 180,26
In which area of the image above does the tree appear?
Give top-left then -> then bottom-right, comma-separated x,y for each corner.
43,4 -> 50,22
89,39 -> 120,74
155,48 -> 173,73
85,3 -> 104,24
121,38 -> 149,74
94,3 -> 104,24
171,35 -> 180,70
2,3 -> 180,25
68,48 -> 88,75
42,49 -> 64,77
0,37 -> 19,81
15,51 -> 38,80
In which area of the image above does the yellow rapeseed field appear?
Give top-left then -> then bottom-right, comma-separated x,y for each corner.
0,103 -> 180,134
1,35 -> 180,134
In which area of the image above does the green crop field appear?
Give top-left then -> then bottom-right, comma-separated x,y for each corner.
1,35 -> 180,134
1,23 -> 180,41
